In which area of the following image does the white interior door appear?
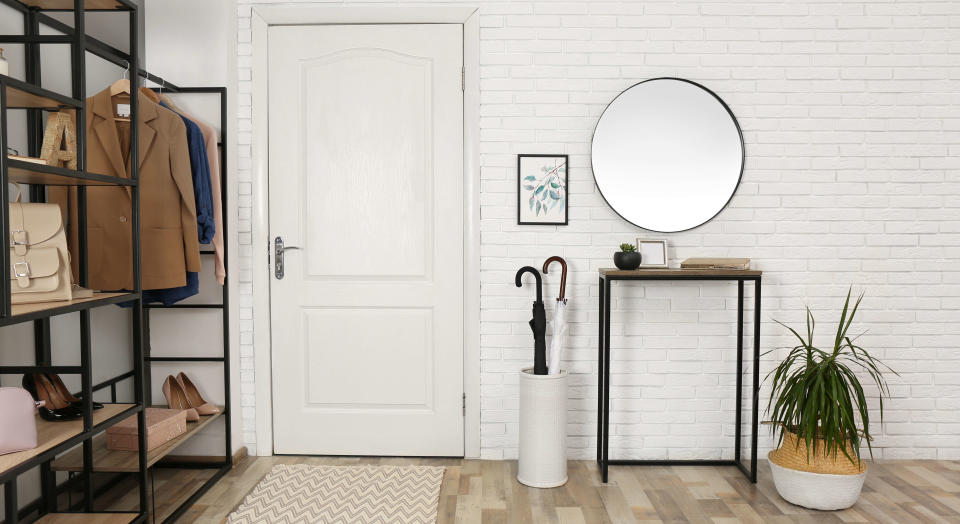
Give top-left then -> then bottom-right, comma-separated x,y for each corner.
268,24 -> 464,456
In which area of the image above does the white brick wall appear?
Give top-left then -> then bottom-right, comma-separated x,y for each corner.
236,1 -> 960,460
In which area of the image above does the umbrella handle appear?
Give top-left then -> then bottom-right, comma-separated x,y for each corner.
514,266 -> 543,303
542,256 -> 567,301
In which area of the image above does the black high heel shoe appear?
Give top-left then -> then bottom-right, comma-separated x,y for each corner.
22,374 -> 83,422
48,373 -> 104,410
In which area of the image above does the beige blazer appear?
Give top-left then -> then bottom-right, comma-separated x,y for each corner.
50,88 -> 201,290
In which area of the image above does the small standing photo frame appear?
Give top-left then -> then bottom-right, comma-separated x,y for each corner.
636,239 -> 669,268
518,154 -> 568,225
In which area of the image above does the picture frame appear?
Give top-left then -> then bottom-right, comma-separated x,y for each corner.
636,239 -> 669,268
517,154 -> 568,225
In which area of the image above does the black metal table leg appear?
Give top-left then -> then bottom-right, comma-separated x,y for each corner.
751,278 -> 762,483
735,280 -> 744,463
597,276 -> 605,465
5,479 -> 18,524
602,277 -> 612,483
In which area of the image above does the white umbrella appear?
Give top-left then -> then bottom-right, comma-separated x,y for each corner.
548,298 -> 568,375
543,256 -> 568,375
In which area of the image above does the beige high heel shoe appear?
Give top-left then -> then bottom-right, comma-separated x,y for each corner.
176,372 -> 220,416
161,375 -> 199,422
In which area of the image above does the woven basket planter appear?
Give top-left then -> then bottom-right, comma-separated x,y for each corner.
768,431 -> 867,510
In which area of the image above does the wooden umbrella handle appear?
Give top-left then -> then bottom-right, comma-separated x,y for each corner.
542,256 -> 567,300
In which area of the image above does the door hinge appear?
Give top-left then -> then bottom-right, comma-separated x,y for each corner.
461,67 -> 465,91
462,392 -> 466,416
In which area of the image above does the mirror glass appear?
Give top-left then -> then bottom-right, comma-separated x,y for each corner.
591,78 -> 744,232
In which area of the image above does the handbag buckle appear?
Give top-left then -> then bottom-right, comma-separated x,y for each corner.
10,229 -> 27,246
14,261 -> 31,278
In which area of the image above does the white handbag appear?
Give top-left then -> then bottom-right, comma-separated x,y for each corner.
8,194 -> 74,304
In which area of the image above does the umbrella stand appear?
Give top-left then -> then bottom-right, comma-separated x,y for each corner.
516,263 -> 568,488
543,256 -> 569,376
515,266 -> 547,375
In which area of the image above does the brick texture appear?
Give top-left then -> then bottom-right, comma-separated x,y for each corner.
236,1 -> 960,460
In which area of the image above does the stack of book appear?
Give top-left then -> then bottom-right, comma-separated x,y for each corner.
680,258 -> 751,270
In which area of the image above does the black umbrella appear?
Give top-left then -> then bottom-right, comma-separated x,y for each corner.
515,266 -> 547,375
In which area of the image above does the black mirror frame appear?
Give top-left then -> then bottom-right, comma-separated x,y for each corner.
590,77 -> 746,233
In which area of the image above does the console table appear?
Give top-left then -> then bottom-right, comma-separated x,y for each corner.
597,268 -> 762,483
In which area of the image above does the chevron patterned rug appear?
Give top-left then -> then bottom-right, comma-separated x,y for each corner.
226,464 -> 445,524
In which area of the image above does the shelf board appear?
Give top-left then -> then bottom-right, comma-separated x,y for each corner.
35,513 -> 139,524
6,158 -> 134,186
17,0 -> 130,11
51,408 -> 224,473
95,467 -> 217,523
1,74 -> 82,109
2,292 -> 138,327
0,404 -> 135,479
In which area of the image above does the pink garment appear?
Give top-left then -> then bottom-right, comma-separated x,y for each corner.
170,106 -> 225,285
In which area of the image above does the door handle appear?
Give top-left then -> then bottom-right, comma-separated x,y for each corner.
274,236 -> 301,279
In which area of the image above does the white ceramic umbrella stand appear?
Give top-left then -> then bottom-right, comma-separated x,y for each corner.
518,368 -> 568,487
517,256 -> 570,488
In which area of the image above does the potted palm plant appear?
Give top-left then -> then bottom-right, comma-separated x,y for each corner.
765,288 -> 895,510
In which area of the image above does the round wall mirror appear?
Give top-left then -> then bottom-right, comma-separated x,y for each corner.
591,78 -> 744,233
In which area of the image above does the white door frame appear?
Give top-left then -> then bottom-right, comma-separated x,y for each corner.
249,5 -> 481,458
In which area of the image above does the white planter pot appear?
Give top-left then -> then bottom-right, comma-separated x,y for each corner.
768,452 -> 867,511
517,368 -> 567,488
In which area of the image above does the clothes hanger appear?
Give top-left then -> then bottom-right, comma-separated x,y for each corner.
139,77 -> 161,104
108,62 -> 132,122
108,61 -> 131,97
157,80 -> 185,113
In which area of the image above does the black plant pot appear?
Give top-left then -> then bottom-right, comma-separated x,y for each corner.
614,251 -> 642,270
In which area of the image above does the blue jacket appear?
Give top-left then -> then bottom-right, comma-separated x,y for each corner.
162,101 -> 215,243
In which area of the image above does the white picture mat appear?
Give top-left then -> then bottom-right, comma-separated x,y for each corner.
637,239 -> 668,267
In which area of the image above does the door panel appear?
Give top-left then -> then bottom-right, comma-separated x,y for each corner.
302,48 -> 433,278
268,24 -> 464,456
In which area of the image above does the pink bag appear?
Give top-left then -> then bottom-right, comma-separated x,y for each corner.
0,387 -> 39,455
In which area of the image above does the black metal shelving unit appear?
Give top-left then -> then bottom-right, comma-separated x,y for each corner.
1,1 -> 149,523
1,1 -> 231,523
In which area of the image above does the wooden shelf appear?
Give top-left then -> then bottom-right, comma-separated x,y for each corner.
0,404 -> 135,478
35,513 -> 138,524
1,75 -> 82,109
17,0 -> 130,11
2,292 -> 139,327
6,158 -> 134,186
51,408 -> 224,473
95,468 -> 217,523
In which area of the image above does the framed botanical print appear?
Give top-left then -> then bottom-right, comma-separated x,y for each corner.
517,154 -> 568,225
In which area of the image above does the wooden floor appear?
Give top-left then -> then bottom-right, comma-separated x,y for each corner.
183,457 -> 960,523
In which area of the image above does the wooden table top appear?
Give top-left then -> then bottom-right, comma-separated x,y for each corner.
599,268 -> 762,278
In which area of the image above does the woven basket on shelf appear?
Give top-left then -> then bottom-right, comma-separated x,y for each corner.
769,431 -> 867,475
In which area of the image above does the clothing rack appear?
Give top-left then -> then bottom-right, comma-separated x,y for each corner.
141,84 -> 232,524
0,1 -> 231,523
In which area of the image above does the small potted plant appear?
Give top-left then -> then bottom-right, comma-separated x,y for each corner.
766,288 -> 896,510
613,243 -> 642,270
